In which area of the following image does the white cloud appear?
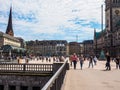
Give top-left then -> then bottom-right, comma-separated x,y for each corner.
0,0 -> 105,42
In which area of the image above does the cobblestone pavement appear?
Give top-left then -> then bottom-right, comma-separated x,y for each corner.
62,60 -> 120,90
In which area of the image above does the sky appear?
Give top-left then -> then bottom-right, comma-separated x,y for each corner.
0,0 -> 105,42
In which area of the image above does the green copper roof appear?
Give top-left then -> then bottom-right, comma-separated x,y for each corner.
95,32 -> 102,39
1,45 -> 26,52
95,29 -> 106,39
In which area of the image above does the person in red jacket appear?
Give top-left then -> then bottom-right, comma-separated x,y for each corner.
72,53 -> 78,69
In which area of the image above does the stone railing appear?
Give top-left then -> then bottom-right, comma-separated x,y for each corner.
0,63 -> 53,74
0,60 -> 69,90
41,60 -> 69,90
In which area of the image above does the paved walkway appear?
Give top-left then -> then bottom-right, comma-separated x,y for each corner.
62,60 -> 120,90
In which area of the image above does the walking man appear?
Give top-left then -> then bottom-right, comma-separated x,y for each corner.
105,52 -> 111,70
88,56 -> 94,68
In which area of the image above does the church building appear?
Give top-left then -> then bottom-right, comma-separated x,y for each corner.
0,7 -> 26,59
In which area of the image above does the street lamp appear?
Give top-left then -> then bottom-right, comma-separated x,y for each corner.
98,4 -> 105,59
9,49 -> 12,60
0,50 -> 3,59
109,0 -> 113,57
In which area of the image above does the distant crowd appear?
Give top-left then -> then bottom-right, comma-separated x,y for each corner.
69,53 -> 120,70
69,53 -> 97,70
17,55 -> 66,64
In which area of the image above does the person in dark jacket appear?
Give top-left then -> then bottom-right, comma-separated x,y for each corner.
105,52 -> 111,70
88,56 -> 94,68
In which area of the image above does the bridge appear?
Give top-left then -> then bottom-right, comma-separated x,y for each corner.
0,59 -> 120,90
62,60 -> 120,90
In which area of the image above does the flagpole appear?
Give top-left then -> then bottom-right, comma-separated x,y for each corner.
101,4 -> 103,32
109,0 -> 113,57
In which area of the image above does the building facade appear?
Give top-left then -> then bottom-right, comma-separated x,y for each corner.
83,40 -> 94,57
26,40 -> 68,56
69,42 -> 81,55
105,0 -> 120,57
0,32 -> 20,48
94,0 -> 120,57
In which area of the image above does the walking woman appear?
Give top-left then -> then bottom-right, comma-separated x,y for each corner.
79,55 -> 84,70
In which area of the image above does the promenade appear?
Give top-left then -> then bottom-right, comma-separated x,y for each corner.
62,60 -> 120,90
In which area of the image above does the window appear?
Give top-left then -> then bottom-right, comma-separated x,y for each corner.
20,86 -> 28,90
0,85 -> 4,90
113,0 -> 115,3
9,85 -> 16,90
32,87 -> 40,90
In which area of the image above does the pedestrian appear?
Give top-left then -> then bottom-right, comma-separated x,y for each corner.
105,52 -> 111,71
72,53 -> 78,69
88,56 -> 94,68
53,57 -> 56,62
46,57 -> 48,62
79,55 -> 84,70
115,56 -> 120,69
69,55 -> 73,66
49,57 -> 51,62
93,56 -> 98,65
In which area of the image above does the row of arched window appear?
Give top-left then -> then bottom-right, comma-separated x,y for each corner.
113,0 -> 120,3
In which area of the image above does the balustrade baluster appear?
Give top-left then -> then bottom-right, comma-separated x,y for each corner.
0,63 -> 53,74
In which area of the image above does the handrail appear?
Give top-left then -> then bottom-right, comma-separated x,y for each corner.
0,63 -> 53,73
41,59 -> 68,90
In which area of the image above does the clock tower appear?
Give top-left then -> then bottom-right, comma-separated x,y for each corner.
6,7 -> 14,36
105,0 -> 120,32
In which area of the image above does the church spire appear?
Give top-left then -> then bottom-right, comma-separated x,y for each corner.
94,28 -> 96,39
6,6 -> 14,36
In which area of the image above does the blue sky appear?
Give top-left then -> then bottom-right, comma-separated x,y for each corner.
0,0 -> 105,42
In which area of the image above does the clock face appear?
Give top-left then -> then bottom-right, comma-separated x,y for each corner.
8,30 -> 13,36
115,10 -> 119,15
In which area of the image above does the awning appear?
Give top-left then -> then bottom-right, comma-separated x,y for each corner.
1,45 -> 26,53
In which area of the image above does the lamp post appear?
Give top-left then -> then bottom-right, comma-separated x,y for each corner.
9,49 -> 12,60
109,0 -> 113,57
0,50 -> 3,59
94,28 -> 97,56
101,4 -> 104,55
98,4 -> 106,59
101,4 -> 104,33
